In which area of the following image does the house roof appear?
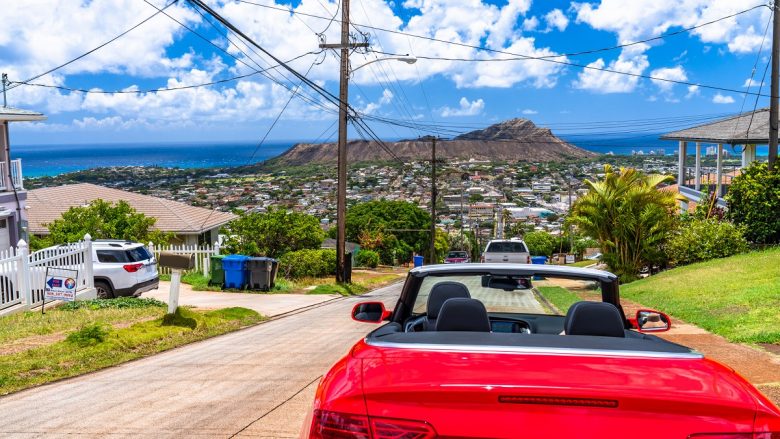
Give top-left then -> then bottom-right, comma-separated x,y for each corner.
0,106 -> 46,122
660,108 -> 772,144
28,183 -> 236,235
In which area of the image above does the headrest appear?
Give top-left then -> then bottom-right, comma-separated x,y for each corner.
435,298 -> 491,332
427,281 -> 471,319
564,301 -> 625,337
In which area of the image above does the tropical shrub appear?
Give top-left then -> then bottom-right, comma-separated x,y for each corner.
346,201 -> 431,264
355,250 -> 380,268
222,208 -> 325,258
35,200 -> 171,250
278,249 -> 336,279
726,162 -> 780,244
524,231 -> 557,257
568,165 -> 681,281
665,218 -> 749,266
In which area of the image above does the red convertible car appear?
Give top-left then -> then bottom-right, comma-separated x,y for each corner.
302,264 -> 780,439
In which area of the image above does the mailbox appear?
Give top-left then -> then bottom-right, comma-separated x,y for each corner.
159,252 -> 195,270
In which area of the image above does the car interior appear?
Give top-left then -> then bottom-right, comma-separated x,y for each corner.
369,277 -> 694,355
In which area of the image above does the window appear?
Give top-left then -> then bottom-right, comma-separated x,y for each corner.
96,250 -> 128,263
0,219 -> 7,229
126,246 -> 152,262
486,241 -> 528,253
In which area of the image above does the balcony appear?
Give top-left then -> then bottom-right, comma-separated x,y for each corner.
0,159 -> 24,191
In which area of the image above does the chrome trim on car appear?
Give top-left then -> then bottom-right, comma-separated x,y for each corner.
365,339 -> 704,359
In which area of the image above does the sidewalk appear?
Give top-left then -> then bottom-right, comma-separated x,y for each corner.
142,281 -> 341,317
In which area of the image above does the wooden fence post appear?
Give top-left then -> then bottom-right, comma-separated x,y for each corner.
83,234 -> 94,289
17,239 -> 31,310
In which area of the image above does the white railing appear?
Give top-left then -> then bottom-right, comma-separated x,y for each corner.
0,159 -> 24,191
150,242 -> 220,277
0,234 -> 94,315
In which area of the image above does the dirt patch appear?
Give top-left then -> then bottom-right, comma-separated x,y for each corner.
0,316 -> 160,356
760,343 -> 780,356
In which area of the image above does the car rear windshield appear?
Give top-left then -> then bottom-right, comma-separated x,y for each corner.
96,246 -> 153,263
413,274 -> 554,316
447,251 -> 468,258
486,241 -> 528,253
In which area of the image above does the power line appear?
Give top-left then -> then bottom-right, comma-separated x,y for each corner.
8,52 -> 319,94
233,0 -> 769,96
6,0 -> 177,92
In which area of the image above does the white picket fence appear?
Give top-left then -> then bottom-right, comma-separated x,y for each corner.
149,242 -> 220,277
0,234 -> 94,314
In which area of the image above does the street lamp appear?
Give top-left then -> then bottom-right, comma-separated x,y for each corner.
351,55 -> 418,73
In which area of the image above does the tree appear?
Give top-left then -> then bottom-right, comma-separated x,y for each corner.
35,200 -> 170,250
345,201 -> 431,264
568,165 -> 680,281
222,208 -> 324,258
524,231 -> 557,257
726,162 -> 780,244
468,193 -> 484,203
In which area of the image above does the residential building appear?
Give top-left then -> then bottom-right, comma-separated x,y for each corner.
27,183 -> 236,245
0,106 -> 43,251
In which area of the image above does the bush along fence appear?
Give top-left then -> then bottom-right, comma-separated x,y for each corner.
149,242 -> 221,277
0,234 -> 95,316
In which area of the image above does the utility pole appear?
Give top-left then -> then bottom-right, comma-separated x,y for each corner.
320,0 -> 368,282
2,74 -> 7,108
429,136 -> 437,264
770,0 -> 780,170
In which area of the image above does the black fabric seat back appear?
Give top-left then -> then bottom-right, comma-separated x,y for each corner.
435,298 -> 492,332
424,281 -> 470,330
564,301 -> 625,338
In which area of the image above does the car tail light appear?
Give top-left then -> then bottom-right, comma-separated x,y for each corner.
310,410 -> 436,439
688,434 -> 780,438
526,255 -> 531,264
480,256 -> 485,263
123,263 -> 144,273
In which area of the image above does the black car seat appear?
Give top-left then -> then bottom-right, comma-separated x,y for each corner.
435,298 -> 492,332
424,281 -> 471,330
564,301 -> 626,337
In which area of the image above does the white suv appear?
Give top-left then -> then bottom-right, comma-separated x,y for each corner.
481,239 -> 531,264
91,240 -> 159,299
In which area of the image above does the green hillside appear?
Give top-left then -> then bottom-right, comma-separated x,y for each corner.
620,248 -> 780,344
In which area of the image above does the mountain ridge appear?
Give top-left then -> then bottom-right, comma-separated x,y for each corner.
273,118 -> 595,165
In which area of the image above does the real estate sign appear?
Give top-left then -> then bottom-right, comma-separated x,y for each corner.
44,267 -> 79,302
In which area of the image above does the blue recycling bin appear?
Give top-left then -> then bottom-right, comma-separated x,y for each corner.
531,256 -> 548,280
223,255 -> 249,289
413,255 -> 424,267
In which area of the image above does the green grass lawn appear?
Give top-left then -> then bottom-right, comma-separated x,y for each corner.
566,260 -> 599,268
620,248 -> 780,344
0,299 -> 264,395
536,286 -> 581,314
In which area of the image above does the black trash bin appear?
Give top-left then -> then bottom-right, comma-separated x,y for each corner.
209,254 -> 226,287
269,258 -> 279,289
246,257 -> 275,291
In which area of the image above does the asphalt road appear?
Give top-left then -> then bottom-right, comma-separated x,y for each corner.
0,283 -> 403,438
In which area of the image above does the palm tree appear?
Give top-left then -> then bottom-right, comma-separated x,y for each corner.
568,165 -> 681,281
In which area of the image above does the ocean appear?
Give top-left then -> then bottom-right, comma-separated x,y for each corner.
13,137 -> 769,178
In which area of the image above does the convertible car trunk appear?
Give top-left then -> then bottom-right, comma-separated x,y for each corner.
353,336 -> 762,438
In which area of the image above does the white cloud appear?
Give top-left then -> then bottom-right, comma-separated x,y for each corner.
685,85 -> 700,99
573,45 -> 649,93
712,93 -> 735,104
743,77 -> 760,88
649,65 -> 687,93
361,89 -> 394,114
543,9 -> 569,32
440,97 -> 485,117
521,109 -> 538,115
522,16 -> 540,31
572,0 -> 770,55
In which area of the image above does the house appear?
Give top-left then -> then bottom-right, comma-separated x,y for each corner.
27,183 -> 236,245
0,106 -> 44,251
661,108 -> 770,210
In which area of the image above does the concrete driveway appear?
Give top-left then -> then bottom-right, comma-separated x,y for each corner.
143,280 -> 341,317
0,283 -> 402,438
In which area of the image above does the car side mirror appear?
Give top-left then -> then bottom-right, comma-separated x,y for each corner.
636,310 -> 671,332
351,302 -> 391,323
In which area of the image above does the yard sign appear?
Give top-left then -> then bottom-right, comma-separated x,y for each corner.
44,267 -> 79,302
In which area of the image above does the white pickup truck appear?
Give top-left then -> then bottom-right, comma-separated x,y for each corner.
481,239 -> 531,264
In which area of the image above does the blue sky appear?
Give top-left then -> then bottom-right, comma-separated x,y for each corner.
1,0 -> 771,147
